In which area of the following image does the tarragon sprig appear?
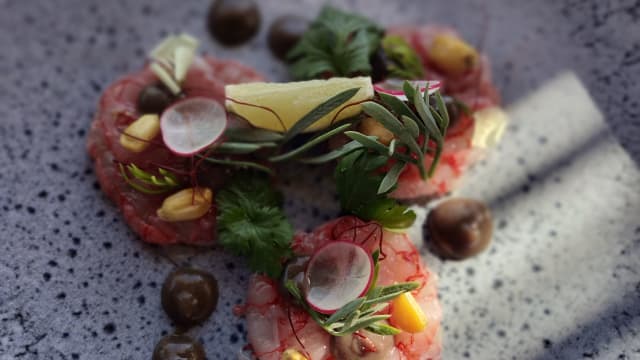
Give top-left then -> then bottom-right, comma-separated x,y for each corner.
119,163 -> 181,194
285,250 -> 420,336
313,81 -> 449,194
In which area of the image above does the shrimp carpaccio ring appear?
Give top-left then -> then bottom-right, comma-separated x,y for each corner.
244,217 -> 442,360
385,25 -> 501,202
86,56 -> 264,245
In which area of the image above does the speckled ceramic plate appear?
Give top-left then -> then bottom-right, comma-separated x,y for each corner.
1,1 -> 639,359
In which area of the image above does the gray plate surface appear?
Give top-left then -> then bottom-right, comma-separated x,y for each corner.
1,0 -> 639,359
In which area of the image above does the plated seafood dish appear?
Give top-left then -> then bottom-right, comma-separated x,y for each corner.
86,4 -> 508,360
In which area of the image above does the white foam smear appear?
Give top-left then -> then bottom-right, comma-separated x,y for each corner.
405,205 -> 428,247
443,71 -> 640,358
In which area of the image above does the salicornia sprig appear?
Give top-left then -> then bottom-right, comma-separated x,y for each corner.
119,163 -> 181,194
285,252 -> 420,336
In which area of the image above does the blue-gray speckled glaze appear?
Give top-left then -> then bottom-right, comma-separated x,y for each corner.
1,0 -> 639,359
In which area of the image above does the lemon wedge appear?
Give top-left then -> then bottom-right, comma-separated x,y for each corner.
225,77 -> 374,133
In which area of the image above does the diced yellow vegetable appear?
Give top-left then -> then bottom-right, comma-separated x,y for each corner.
390,292 -> 427,333
119,114 -> 160,153
281,349 -> 308,360
358,117 -> 395,145
225,77 -> 374,133
429,34 -> 479,76
156,187 -> 212,222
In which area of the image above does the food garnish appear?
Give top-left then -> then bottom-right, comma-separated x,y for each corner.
285,249 -> 420,336
119,113 -> 161,152
304,241 -> 374,314
161,268 -> 219,327
137,84 -> 175,114
427,198 -> 493,259
149,33 -> 199,94
268,15 -> 309,61
216,174 -> 293,278
286,6 -> 383,80
152,334 -> 206,360
380,35 -> 425,79
335,149 -> 416,230
156,187 -> 213,222
225,77 -> 373,132
280,349 -> 308,360
160,97 -> 227,156
389,291 -> 427,333
471,106 -> 508,148
207,0 -> 261,47
118,164 -> 181,195
428,33 -> 479,76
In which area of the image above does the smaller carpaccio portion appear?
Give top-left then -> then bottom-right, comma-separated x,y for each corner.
244,217 -> 442,360
387,25 -> 501,201
86,56 -> 263,245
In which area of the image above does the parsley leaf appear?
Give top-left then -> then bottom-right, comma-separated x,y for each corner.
335,149 -> 416,229
216,174 -> 293,278
287,6 -> 384,80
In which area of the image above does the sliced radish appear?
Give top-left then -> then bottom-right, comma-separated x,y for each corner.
374,79 -> 441,101
304,241 -> 374,314
160,97 -> 227,156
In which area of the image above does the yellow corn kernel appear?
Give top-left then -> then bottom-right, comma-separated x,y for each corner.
119,114 -> 160,152
358,117 -> 395,145
390,292 -> 427,333
429,34 -> 479,76
281,349 -> 308,360
157,187 -> 212,222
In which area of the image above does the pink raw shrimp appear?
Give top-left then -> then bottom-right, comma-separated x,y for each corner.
243,217 -> 442,360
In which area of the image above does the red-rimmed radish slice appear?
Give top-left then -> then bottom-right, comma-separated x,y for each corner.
304,241 -> 374,314
160,97 -> 227,156
374,79 -> 441,101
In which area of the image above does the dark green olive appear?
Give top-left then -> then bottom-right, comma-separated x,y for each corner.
152,334 -> 206,360
268,15 -> 309,61
207,0 -> 260,46
427,198 -> 493,260
161,268 -> 218,327
430,96 -> 462,129
369,47 -> 390,83
137,84 -> 174,114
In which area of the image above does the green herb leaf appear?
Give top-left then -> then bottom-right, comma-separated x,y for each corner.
224,128 -> 284,142
216,175 -> 293,278
366,323 -> 402,336
335,149 -> 416,229
299,140 -> 364,164
287,6 -> 384,80
119,163 -> 181,194
198,156 -> 274,175
213,142 -> 278,154
270,123 -> 353,162
378,162 -> 406,194
282,88 -> 359,143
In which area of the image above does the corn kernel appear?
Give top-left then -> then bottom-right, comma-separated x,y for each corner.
157,187 -> 212,222
358,117 -> 395,145
281,349 -> 308,360
429,34 -> 479,76
390,292 -> 427,333
119,114 -> 160,152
